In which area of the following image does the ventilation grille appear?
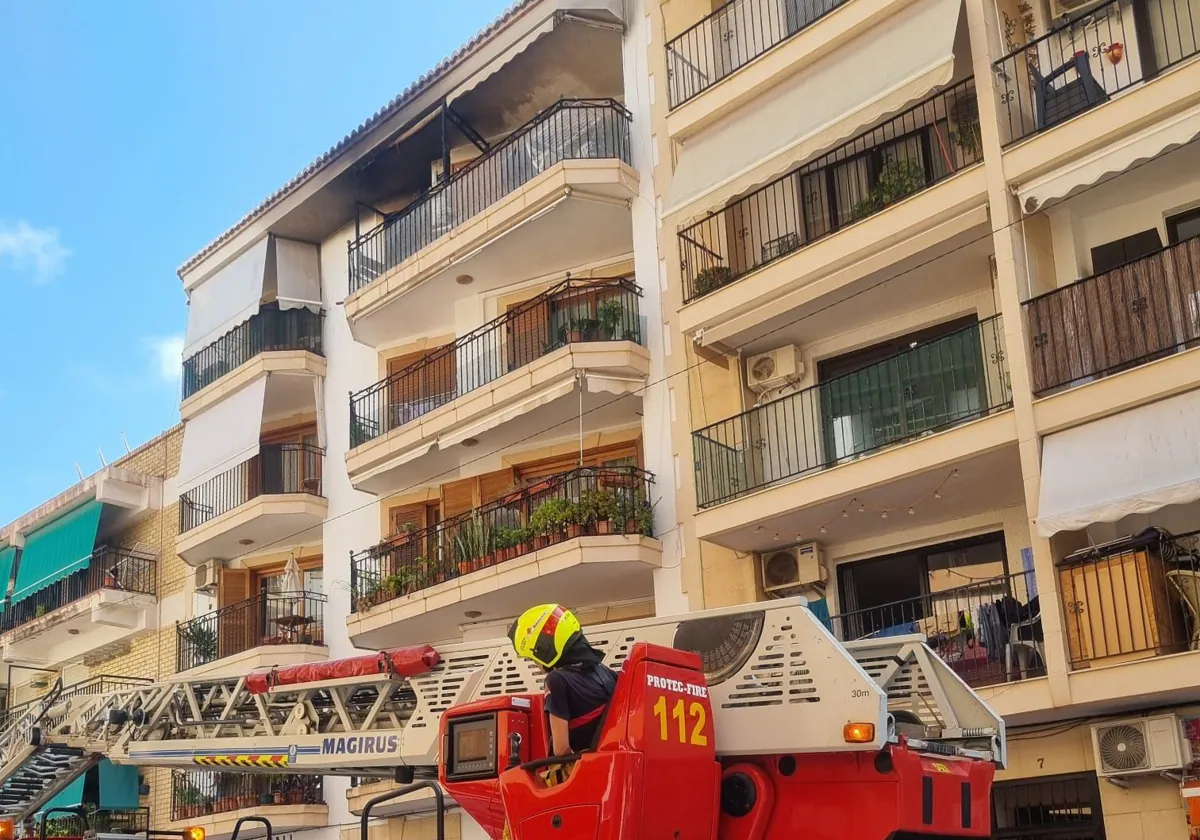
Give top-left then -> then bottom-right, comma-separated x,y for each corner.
855,654 -> 942,729
477,648 -> 544,697
718,618 -> 817,709
407,652 -> 491,731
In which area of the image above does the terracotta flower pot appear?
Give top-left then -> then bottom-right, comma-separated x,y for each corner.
595,519 -> 611,535
567,523 -> 583,539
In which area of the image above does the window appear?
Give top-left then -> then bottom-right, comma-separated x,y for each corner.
1167,207 -> 1200,244
992,772 -> 1106,839
1089,228 -> 1163,274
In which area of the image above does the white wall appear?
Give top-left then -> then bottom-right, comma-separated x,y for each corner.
1047,140 -> 1200,285
320,221 -> 386,834
624,0 -> 688,617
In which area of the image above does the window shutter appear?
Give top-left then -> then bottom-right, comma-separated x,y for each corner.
441,478 -> 477,519
479,468 -> 516,504
389,503 -> 428,536
506,298 -> 551,371
217,568 -> 255,659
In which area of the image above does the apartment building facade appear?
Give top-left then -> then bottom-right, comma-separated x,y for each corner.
170,1 -> 677,838
645,0 -> 1200,836
0,427 -> 180,831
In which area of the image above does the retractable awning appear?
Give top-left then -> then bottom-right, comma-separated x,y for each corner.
177,376 -> 269,496
1017,102 -> 1200,213
11,500 -> 104,603
1036,388 -> 1200,537
0,546 -> 16,614
184,237 -> 270,358
664,0 -> 964,219
97,760 -> 139,810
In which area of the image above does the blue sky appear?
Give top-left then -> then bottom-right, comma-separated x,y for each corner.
0,0 -> 512,524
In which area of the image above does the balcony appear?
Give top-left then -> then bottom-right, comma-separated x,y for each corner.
181,303 -> 324,404
176,443 -> 326,563
995,0 -> 1200,147
176,590 -> 327,675
347,466 -> 660,647
829,568 -> 1044,689
343,100 -> 637,344
665,0 -> 853,109
1025,233 -> 1200,399
0,547 -> 157,667
677,79 -> 986,323
346,280 -> 648,494
693,316 -> 1011,508
40,807 -> 150,838
170,772 -> 325,839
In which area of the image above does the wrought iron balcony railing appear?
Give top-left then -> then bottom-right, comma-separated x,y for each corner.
993,0 -> 1200,144
693,316 -> 1010,507
182,303 -> 324,400
348,99 -> 633,293
171,771 -> 323,820
1024,233 -> 1200,394
351,466 -> 655,612
350,278 -> 642,448
665,0 -> 852,108
179,442 -> 324,533
678,79 -> 981,302
176,589 -> 327,672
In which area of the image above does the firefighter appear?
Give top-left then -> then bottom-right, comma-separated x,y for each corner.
509,603 -> 617,757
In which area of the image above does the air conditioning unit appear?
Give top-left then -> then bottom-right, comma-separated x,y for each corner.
1049,0 -> 1109,22
1091,715 -> 1192,778
760,543 -> 827,594
746,346 -> 803,393
194,559 -> 220,593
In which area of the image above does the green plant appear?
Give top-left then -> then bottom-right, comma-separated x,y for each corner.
493,525 -> 523,551
848,158 -> 927,222
693,265 -> 733,296
949,97 -> 982,161
34,604 -> 47,618
453,516 -> 495,564
637,498 -> 655,536
578,488 -> 618,525
180,622 -> 218,661
530,498 -> 573,537
597,298 -> 625,338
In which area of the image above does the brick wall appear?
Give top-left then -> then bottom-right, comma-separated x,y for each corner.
86,425 -> 184,827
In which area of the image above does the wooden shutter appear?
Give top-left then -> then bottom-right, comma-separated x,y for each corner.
218,569 -> 255,658
441,478 -> 477,520
389,503 -> 431,536
479,468 -> 516,504
506,299 -> 551,371
515,443 -> 640,483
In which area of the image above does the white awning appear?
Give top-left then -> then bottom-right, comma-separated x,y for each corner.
273,237 -> 322,311
446,0 -> 625,105
1017,102 -> 1200,214
183,238 -> 270,358
663,0 -> 963,219
1036,388 -> 1200,537
437,379 -> 579,449
177,377 -> 269,496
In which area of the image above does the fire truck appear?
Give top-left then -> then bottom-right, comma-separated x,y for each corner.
0,599 -> 1005,839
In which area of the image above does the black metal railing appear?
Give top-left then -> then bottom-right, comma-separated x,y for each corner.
182,303 -> 324,400
1057,529 -> 1200,669
349,278 -> 643,447
665,0 -> 851,108
179,442 -> 325,532
351,466 -> 655,612
994,0 -> 1200,144
176,590 -> 327,672
1025,233 -> 1200,394
992,772 -> 1106,839
41,808 -> 150,838
678,79 -> 981,302
171,771 -> 324,821
348,99 -> 633,292
2,547 -> 157,633
692,316 -> 1010,507
829,569 -> 1043,688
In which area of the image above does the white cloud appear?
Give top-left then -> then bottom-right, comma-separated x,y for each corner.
147,335 -> 184,383
0,220 -> 69,283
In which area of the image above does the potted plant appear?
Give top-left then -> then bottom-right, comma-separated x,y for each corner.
597,298 -> 625,340
949,96 -> 982,162
530,498 -> 572,547
579,488 -> 618,535
848,158 -> 927,221
693,265 -> 732,297
453,517 -> 493,575
273,790 -> 284,805
356,580 -> 379,613
565,499 -> 586,539
180,622 -> 218,665
390,521 -> 418,546
34,604 -> 47,619
576,316 -> 601,341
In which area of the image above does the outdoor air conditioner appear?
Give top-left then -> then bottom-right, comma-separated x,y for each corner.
760,543 -> 827,594
746,346 -> 803,393
1049,0 -> 1108,22
1091,714 -> 1192,778
194,559 -> 220,593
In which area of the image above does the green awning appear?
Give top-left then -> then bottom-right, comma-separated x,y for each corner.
0,546 -> 17,615
98,759 -> 140,810
39,773 -> 86,814
12,500 -> 104,603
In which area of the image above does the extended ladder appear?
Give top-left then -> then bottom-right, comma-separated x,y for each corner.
0,598 -> 1006,819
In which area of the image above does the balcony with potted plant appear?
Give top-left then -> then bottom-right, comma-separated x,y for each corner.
167,771 -> 325,840
346,466 -> 660,648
